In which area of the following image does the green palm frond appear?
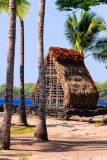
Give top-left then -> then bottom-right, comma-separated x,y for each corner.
79,11 -> 97,33
0,0 -> 9,13
0,0 -> 31,19
76,32 -> 85,50
16,0 -> 31,19
65,14 -> 78,49
65,10 -> 107,58
93,52 -> 107,63
89,37 -> 107,63
89,37 -> 107,53
71,13 -> 78,28
80,13 -> 107,50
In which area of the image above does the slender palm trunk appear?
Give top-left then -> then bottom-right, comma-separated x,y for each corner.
18,19 -> 28,126
0,0 -> 16,150
34,0 -> 48,141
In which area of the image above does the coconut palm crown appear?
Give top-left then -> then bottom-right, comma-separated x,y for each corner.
65,11 -> 107,63
0,0 -> 30,19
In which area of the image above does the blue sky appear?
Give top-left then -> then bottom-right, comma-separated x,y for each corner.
0,0 -> 107,86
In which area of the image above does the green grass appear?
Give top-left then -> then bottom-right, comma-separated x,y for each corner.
11,126 -> 34,134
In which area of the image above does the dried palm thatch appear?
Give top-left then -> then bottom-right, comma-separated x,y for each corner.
32,46 -> 99,110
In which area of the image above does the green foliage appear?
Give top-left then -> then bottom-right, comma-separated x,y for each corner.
95,82 -> 103,90
0,83 -> 35,98
24,83 -> 35,97
0,84 -> 6,97
98,80 -> 107,90
95,80 -> 107,97
65,10 -> 107,62
90,38 -> 107,63
13,86 -> 20,97
55,0 -> 100,11
0,0 -> 31,19
100,92 -> 107,97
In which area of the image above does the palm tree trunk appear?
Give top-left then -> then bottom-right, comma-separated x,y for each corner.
0,0 -> 16,150
80,49 -> 84,58
34,0 -> 48,141
18,18 -> 28,126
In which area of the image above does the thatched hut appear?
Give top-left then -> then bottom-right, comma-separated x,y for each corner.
32,47 -> 99,110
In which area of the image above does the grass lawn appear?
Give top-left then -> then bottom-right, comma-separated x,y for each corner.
11,125 -> 34,134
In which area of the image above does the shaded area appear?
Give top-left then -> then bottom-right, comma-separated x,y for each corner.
2,138 -> 107,153
66,107 -> 107,118
1,139 -> 107,160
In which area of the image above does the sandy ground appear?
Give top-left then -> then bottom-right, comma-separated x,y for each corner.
0,115 -> 107,160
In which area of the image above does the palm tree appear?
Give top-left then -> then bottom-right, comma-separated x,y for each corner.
65,11 -> 107,62
0,0 -> 31,126
17,0 -> 31,126
0,0 -> 16,150
34,0 -> 48,141
18,18 -> 28,126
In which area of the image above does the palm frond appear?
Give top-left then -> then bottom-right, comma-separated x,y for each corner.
17,0 -> 31,19
83,15 -> 107,50
89,37 -> 107,53
0,0 -> 31,19
93,51 -> 107,63
65,15 -> 78,47
68,10 -> 107,51
75,32 -> 85,50
79,11 -> 98,34
91,38 -> 107,63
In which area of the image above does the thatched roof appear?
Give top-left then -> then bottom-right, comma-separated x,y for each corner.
49,47 -> 82,63
32,46 -> 99,109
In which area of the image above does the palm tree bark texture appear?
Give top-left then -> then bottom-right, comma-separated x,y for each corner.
34,0 -> 48,141
0,0 -> 16,149
18,18 -> 28,126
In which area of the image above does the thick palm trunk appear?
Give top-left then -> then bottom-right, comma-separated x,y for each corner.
18,19 -> 27,126
34,0 -> 48,141
0,0 -> 16,150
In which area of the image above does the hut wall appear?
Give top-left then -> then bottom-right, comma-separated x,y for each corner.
54,60 -> 98,109
33,54 -> 65,108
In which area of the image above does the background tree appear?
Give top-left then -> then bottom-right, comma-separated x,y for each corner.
55,0 -> 107,11
65,11 -> 107,62
0,83 -> 34,98
34,0 -> 48,141
0,84 -> 6,97
24,83 -> 35,97
95,80 -> 107,97
13,86 -> 20,97
0,0 -> 16,150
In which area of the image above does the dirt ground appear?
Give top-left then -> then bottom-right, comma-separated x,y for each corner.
0,115 -> 107,160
